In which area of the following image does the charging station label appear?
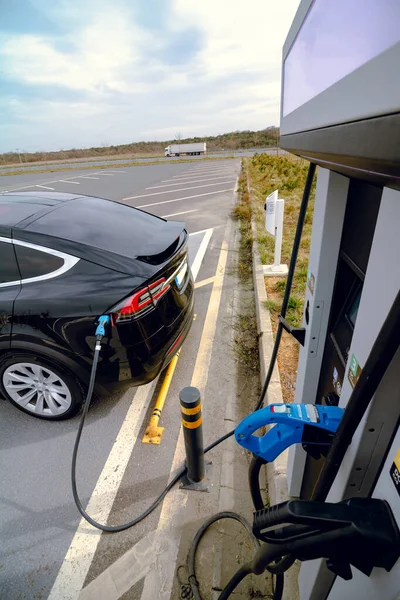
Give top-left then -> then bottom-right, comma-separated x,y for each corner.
390,448 -> 400,497
348,354 -> 361,389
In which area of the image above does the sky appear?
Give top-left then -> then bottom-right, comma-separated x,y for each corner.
0,0 -> 300,153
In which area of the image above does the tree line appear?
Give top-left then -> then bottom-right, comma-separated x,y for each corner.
0,127 -> 280,166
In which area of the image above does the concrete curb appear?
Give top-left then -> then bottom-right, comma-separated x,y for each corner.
250,219 -> 290,508
236,170 -> 287,502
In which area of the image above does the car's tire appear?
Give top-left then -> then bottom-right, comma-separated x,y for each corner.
0,353 -> 85,420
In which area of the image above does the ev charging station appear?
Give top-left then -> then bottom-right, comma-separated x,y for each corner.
280,1 -> 400,599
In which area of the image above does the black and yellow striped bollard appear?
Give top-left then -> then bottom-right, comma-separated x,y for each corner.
180,386 -> 205,484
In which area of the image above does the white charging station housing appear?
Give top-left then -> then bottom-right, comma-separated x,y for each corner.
280,1 -> 400,599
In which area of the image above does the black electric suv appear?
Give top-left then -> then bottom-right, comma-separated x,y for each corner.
0,192 -> 194,420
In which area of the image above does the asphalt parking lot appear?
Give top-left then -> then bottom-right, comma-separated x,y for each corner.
0,158 -> 244,600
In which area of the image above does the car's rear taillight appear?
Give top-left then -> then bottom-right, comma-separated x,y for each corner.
149,278 -> 170,301
119,288 -> 152,317
167,333 -> 183,356
113,278 -> 170,321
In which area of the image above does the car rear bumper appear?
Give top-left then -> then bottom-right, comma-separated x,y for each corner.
97,292 -> 194,395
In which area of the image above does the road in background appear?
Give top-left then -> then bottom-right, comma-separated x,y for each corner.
0,159 -> 241,599
0,147 -> 283,175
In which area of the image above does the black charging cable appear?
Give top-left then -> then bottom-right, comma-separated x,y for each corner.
248,455 -> 295,574
186,509 -> 285,600
72,364 -> 233,533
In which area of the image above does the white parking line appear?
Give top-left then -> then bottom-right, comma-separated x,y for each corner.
148,175 -> 235,189
35,185 -> 55,190
168,168 -> 235,177
47,231 -> 213,600
167,174 -> 235,183
161,209 -> 199,218
79,176 -> 100,180
47,383 -> 155,600
190,228 -> 213,279
163,175 -> 232,184
97,173 -> 115,176
102,170 -> 126,174
190,226 -> 222,236
123,180 -> 235,201
0,173 -> 103,193
59,180 -> 80,184
137,188 -> 234,209
79,530 -> 171,600
180,163 -> 234,171
184,167 -> 232,172
171,169 -> 234,179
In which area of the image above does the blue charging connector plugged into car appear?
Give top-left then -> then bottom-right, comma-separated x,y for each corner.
95,315 -> 111,339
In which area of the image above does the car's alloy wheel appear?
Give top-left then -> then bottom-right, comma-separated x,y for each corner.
3,362 -> 72,417
0,355 -> 84,420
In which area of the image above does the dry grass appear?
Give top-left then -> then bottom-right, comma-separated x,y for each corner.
232,312 -> 260,372
231,169 -> 260,374
232,169 -> 253,282
245,154 -> 316,402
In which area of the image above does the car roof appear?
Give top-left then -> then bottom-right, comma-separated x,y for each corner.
0,192 -> 83,228
22,194 -> 183,259
1,191 -> 185,275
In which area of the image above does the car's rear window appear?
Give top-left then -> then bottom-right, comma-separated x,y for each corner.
0,193 -> 80,226
0,203 -> 42,226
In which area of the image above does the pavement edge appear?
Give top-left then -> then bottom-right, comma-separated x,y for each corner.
250,217 -> 290,506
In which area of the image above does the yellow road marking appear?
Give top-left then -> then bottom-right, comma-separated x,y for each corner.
194,276 -> 215,289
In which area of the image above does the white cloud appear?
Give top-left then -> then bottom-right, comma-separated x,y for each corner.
0,0 -> 301,151
1,10 -> 150,93
170,0 -> 299,77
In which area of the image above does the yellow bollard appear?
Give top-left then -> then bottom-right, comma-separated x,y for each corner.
142,351 -> 180,444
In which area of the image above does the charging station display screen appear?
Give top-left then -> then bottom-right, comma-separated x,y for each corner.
283,0 -> 400,116
347,289 -> 361,328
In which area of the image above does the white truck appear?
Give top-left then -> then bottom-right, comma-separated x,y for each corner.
164,142 -> 206,157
